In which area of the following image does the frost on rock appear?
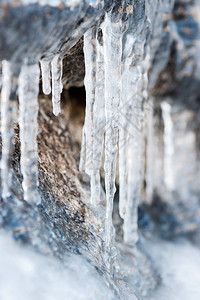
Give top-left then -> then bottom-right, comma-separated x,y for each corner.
0,61 -> 18,199
18,63 -> 40,205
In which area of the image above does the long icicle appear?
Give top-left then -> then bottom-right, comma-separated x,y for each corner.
18,63 -> 40,205
161,101 -> 175,191
123,95 -> 144,245
122,44 -> 144,245
145,99 -> 154,203
91,27 -> 106,205
119,0 -> 137,220
51,54 -> 63,116
1,61 -> 18,199
103,10 -> 122,248
83,27 -> 99,205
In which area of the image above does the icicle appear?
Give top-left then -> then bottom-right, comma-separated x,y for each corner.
119,33 -> 136,219
118,70 -> 129,219
80,26 -> 105,206
123,90 -> 144,245
40,58 -> 51,95
82,27 -> 97,205
118,5 -> 135,220
83,27 -> 97,175
118,114 -> 128,219
120,38 -> 145,245
145,100 -> 154,203
161,101 -> 174,190
102,11 -> 122,248
18,63 -> 40,204
123,135 -> 140,244
79,124 -> 86,172
51,54 -> 63,116
83,26 -> 106,206
91,27 -> 105,205
0,61 -> 18,199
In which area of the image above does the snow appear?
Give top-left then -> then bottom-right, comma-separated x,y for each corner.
0,233 -> 115,300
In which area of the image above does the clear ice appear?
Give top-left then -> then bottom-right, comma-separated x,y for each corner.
80,25 -> 106,206
83,27 -> 99,205
145,100 -> 154,204
161,101 -> 175,191
40,58 -> 52,95
0,0 -> 178,255
18,63 -> 40,204
102,10 -> 122,248
80,1 -> 154,248
0,61 -> 18,199
51,54 -> 63,116
40,55 -> 63,116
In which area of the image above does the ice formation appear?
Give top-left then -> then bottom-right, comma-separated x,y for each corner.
80,1 -> 149,247
18,63 -> 40,204
40,55 -> 63,116
1,61 -> 18,199
40,58 -> 51,95
0,0 -> 186,253
145,100 -> 154,204
161,101 -> 175,191
51,54 -> 63,116
0,1 -> 156,249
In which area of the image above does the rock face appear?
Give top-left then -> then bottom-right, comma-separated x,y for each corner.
0,0 -> 200,299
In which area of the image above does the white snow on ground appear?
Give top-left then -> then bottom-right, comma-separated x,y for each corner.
145,237 -> 200,300
1,231 -> 200,300
0,233 -> 115,300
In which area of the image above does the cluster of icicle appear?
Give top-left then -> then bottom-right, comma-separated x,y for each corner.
0,54 -> 63,205
0,0 -> 169,252
80,1 -> 155,250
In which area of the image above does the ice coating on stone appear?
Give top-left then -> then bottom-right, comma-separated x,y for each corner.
40,58 -> 51,95
51,54 -> 63,116
102,11 -> 122,248
0,61 -> 18,199
161,101 -> 175,191
18,63 -> 40,204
